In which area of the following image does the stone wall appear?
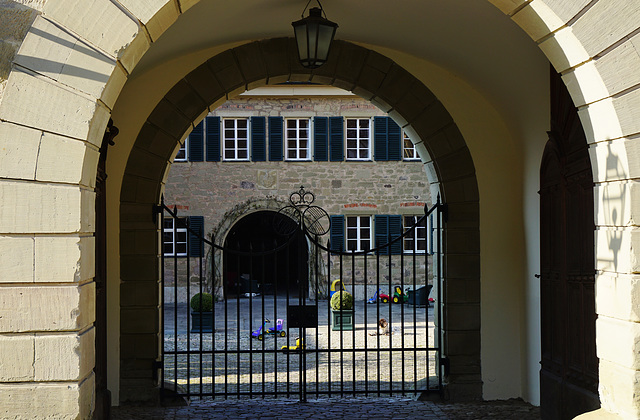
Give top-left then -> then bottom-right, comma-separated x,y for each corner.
163,94 -> 432,302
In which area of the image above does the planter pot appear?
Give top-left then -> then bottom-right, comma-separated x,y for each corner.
191,311 -> 214,333
331,309 -> 354,331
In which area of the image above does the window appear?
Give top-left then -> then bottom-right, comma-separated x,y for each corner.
403,215 -> 426,253
163,218 -> 187,257
346,215 -> 372,252
175,140 -> 187,161
285,118 -> 310,160
403,132 -> 420,160
223,118 -> 249,161
346,118 -> 371,160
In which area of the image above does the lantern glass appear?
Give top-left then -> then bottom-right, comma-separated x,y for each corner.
292,7 -> 338,69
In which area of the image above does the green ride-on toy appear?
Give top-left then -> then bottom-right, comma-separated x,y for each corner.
392,286 -> 408,304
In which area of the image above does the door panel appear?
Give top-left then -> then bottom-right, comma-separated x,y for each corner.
539,69 -> 599,420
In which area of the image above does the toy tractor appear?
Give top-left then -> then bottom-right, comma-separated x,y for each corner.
392,286 -> 408,304
281,337 -> 304,352
252,318 -> 286,340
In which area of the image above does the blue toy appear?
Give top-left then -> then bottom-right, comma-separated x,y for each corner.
251,318 -> 286,340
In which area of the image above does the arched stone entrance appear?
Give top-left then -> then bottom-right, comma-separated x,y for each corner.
119,38 -> 479,403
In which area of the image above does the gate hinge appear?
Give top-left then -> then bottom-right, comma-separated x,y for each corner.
440,356 -> 450,376
152,360 -> 163,382
152,204 -> 163,223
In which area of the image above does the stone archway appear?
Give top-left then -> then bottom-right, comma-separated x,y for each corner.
119,38 -> 479,403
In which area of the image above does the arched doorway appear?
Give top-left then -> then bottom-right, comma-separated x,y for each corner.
223,211 -> 308,298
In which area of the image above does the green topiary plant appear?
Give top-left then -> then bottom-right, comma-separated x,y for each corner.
330,291 -> 354,311
190,292 -> 214,312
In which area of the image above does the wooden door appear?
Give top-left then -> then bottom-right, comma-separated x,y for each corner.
539,69 -> 599,419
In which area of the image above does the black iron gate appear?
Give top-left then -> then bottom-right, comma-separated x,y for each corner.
158,188 -> 446,401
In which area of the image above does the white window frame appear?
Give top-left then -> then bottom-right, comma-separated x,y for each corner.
403,131 -> 420,161
163,218 -> 188,257
175,138 -> 188,162
222,118 -> 249,161
346,215 -> 372,252
285,118 -> 311,161
345,117 -> 372,161
403,215 -> 427,254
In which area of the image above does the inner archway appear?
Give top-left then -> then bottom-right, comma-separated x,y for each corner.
119,38 -> 480,404
223,211 -> 308,298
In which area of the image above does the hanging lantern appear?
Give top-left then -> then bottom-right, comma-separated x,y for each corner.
292,4 -> 338,69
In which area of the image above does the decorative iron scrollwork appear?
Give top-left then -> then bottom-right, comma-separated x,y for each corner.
274,186 -> 330,236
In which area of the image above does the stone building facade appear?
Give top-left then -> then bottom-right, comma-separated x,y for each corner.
163,89 -> 432,302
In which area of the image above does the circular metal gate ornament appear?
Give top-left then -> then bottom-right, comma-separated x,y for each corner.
274,186 -> 330,236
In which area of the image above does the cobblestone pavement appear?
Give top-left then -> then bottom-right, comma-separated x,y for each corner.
111,396 -> 540,419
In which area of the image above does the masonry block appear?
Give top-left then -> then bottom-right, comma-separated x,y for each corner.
120,333 -> 159,359
0,282 -> 95,333
572,0 -> 640,57
0,335 -> 35,381
35,235 -> 95,283
0,121 -> 40,180
411,102 -> 454,142
125,146 -> 167,182
594,33 -> 640,98
376,65 -> 416,110
334,42 -> 368,88
440,176 -> 479,204
593,180 -> 640,227
0,181 -> 94,234
34,328 -> 95,381
562,62 -> 611,107
35,132 -> 99,187
436,148 -> 475,182
234,42 -> 268,88
121,308 -> 158,334
118,0 -> 179,42
595,226 -> 640,274
15,16 -> 116,102
596,316 -> 640,370
0,236 -> 34,283
0,374 -> 94,420
43,0 -> 143,69
613,88 -> 640,139
539,27 -> 591,74
577,97 -> 624,145
512,2 -> 565,42
488,0 -> 528,15
599,359 -> 640,419
148,99 -> 192,140
0,67 -> 105,142
596,272 -> 640,322
445,304 -> 481,332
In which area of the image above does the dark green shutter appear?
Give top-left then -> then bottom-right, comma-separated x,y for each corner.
329,116 -> 344,161
375,215 -> 402,255
329,215 -> 344,252
374,117 -> 388,161
188,216 -> 204,257
251,116 -> 266,161
205,116 -> 220,162
374,117 -> 401,161
269,116 -> 283,161
188,121 -> 204,162
388,118 -> 401,161
314,116 -> 328,161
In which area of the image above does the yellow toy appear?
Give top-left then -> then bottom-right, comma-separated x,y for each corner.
330,279 -> 344,298
280,337 -> 304,352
